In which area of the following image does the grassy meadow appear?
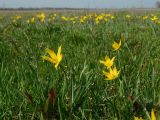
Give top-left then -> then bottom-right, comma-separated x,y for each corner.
0,10 -> 160,120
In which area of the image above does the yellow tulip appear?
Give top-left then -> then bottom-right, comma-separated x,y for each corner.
26,19 -> 30,24
134,116 -> 144,120
42,46 -> 63,69
102,66 -> 120,80
126,15 -> 131,19
110,15 -> 115,19
61,16 -> 68,21
37,13 -> 45,22
151,16 -> 158,21
142,16 -> 148,20
99,56 -> 115,69
30,17 -> 35,23
15,15 -> 22,20
151,108 -> 156,120
112,40 -> 121,51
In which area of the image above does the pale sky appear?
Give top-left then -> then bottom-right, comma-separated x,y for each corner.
0,0 -> 159,8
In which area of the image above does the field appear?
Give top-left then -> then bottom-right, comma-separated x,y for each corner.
0,10 -> 160,120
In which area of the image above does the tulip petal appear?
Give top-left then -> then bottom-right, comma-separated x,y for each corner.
45,48 -> 57,59
42,56 -> 54,64
57,46 -> 62,56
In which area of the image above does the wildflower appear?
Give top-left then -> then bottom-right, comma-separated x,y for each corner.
30,17 -> 35,23
61,16 -> 68,21
151,16 -> 158,21
26,17 -> 35,24
151,108 -> 156,120
99,56 -> 115,69
126,15 -> 131,19
26,19 -> 30,24
80,18 -> 84,23
37,13 -> 45,22
15,15 -> 22,20
112,40 -> 121,51
105,18 -> 108,22
97,15 -> 103,20
110,15 -> 115,19
83,16 -> 87,20
95,20 -> 99,24
142,16 -> 148,20
42,46 -> 63,69
52,16 -> 56,20
134,116 -> 144,120
70,17 -> 75,21
102,66 -> 120,80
